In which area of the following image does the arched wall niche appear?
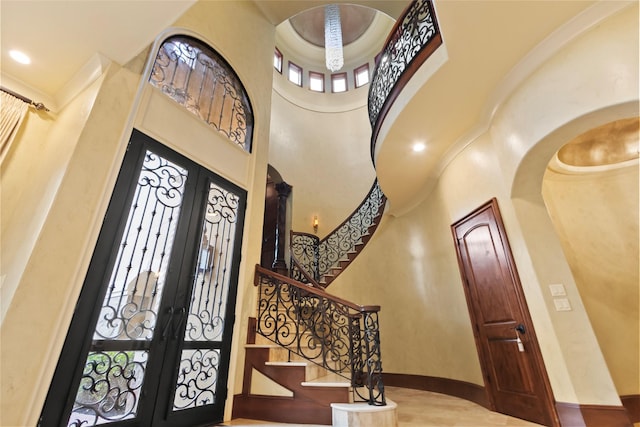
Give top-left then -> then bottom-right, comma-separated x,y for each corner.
489,2 -> 638,406
267,164 -> 285,184
541,114 -> 638,402
510,102 -> 639,200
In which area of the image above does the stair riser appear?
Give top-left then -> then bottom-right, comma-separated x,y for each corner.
254,336 -> 352,375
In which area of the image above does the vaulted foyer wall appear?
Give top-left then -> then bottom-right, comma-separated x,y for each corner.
0,2 -> 276,426
330,0 -> 638,408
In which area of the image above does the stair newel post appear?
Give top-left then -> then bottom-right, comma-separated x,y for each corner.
254,272 -> 265,337
362,309 -> 386,406
272,181 -> 292,276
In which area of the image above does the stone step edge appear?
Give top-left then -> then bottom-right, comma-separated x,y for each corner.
265,361 -> 308,367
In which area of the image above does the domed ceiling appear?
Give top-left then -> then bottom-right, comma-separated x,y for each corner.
558,117 -> 639,167
289,5 -> 376,47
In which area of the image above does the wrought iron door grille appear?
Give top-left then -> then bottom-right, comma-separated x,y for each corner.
69,150 -> 188,427
173,181 -> 242,411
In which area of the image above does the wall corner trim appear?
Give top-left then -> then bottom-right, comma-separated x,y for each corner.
620,395 -> 640,424
556,400 -> 634,427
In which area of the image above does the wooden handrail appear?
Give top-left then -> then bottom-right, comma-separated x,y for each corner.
289,254 -> 321,288
254,265 -> 380,314
318,180 -> 384,246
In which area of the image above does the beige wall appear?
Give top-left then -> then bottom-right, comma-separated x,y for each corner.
330,0 -> 638,409
543,162 -> 639,397
1,74 -> 103,323
269,87 -> 376,236
0,1 -> 275,425
493,2 -> 638,405
1,1 -> 638,426
170,5 -> 275,420
1,63 -> 141,427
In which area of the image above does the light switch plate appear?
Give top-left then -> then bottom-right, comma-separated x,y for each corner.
549,283 -> 566,297
554,298 -> 572,311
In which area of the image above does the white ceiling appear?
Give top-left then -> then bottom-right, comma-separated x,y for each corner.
2,0 -> 630,214
1,0 -> 196,98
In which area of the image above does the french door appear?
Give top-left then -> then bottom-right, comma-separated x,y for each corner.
40,130 -> 246,427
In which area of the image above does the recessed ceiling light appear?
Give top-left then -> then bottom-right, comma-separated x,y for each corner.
412,142 -> 426,152
9,50 -> 31,65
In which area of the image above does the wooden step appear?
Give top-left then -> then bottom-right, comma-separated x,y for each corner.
301,373 -> 351,389
232,394 -> 333,425
265,360 -> 326,382
233,345 -> 350,424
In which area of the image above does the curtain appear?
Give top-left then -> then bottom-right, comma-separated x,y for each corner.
0,90 -> 29,164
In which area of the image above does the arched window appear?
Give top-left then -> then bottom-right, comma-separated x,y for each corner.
150,35 -> 254,152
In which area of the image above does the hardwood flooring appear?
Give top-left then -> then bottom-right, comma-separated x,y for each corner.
219,386 -> 544,427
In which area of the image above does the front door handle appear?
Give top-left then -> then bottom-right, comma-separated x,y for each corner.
515,324 -> 526,334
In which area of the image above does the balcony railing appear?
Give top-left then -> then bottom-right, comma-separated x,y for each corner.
254,265 -> 385,406
368,0 -> 441,159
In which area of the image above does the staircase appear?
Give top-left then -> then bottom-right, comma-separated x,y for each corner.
291,180 -> 386,288
232,266 -> 385,424
232,0 -> 444,422
232,328 -> 351,424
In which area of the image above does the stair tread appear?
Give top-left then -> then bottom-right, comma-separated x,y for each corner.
301,373 -> 350,388
245,344 -> 281,348
265,361 -> 308,367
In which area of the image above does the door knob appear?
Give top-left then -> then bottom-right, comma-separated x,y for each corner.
515,324 -> 526,334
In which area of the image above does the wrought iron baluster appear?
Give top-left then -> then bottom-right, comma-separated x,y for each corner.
253,266 -> 385,406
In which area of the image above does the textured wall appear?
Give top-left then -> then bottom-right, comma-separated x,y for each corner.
543,162 -> 639,396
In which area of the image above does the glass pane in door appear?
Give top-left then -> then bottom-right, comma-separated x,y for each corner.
67,150 -> 188,426
173,182 -> 241,410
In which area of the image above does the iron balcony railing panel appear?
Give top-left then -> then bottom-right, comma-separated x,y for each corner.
317,181 -> 385,280
368,0 -> 442,159
254,265 -> 385,406
290,180 -> 385,288
290,231 -> 320,286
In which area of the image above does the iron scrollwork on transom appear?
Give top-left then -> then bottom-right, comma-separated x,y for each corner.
149,35 -> 254,152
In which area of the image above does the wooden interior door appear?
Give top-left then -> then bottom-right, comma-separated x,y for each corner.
452,198 -> 558,427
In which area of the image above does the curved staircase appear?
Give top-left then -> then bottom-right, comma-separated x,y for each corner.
291,180 -> 386,288
233,0 -> 442,423
232,266 -> 385,424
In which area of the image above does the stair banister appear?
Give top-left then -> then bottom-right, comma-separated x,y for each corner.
289,230 -> 321,287
254,265 -> 385,406
290,180 -> 386,287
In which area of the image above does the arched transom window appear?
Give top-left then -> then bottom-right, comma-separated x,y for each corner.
150,35 -> 254,152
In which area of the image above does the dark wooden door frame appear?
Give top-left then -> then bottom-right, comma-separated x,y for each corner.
451,198 -> 559,427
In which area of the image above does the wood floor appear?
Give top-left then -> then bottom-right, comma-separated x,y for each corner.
218,386 -> 543,427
